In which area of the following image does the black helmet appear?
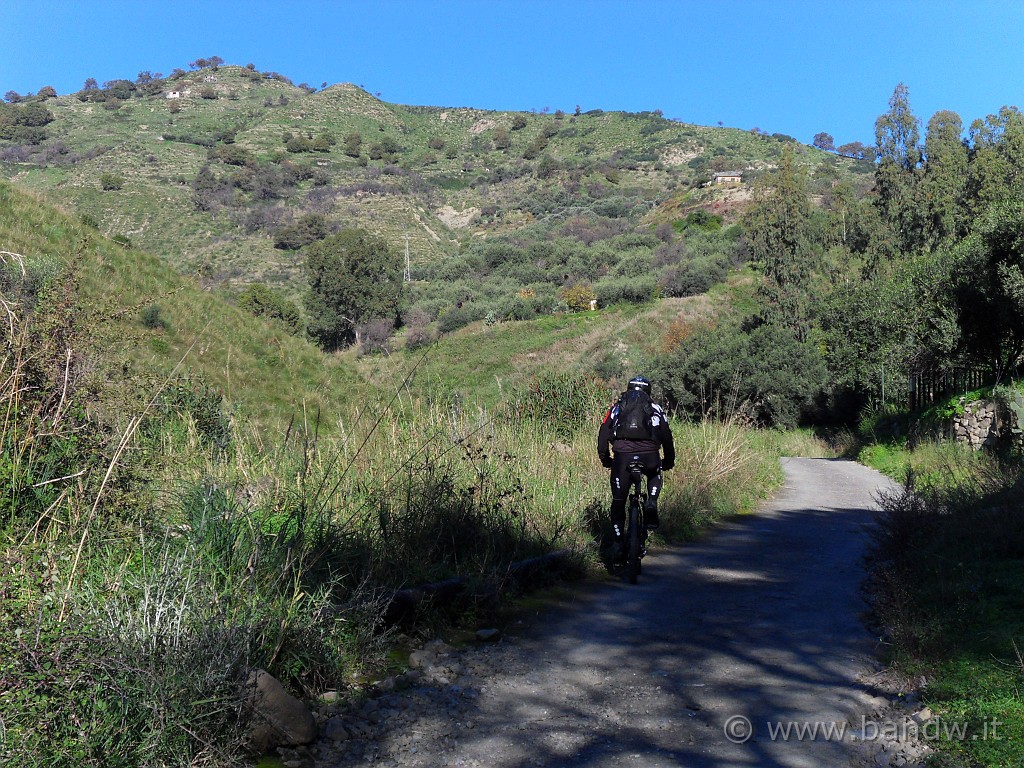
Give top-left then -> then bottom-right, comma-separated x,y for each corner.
627,375 -> 651,394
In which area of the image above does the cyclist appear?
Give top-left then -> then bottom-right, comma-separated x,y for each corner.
597,376 -> 675,563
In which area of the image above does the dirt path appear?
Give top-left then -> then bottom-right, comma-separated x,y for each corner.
301,458 -> 904,768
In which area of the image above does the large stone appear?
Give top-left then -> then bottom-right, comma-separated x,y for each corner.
244,668 -> 317,754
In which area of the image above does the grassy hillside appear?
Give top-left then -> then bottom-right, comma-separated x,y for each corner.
1,63 -> 870,299
0,179 -> 359,431
1,178 -> 751,432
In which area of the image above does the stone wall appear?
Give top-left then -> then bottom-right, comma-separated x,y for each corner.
949,399 -> 1005,450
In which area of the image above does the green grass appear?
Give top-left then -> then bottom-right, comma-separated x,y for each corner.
0,179 -> 363,432
862,431 -> 1024,767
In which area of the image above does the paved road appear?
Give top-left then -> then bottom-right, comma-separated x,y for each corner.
317,458 -> 902,767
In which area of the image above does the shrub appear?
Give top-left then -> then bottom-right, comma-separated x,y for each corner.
657,321 -> 828,428
559,283 -> 596,312
658,257 -> 727,297
237,283 -> 303,333
358,317 -> 395,355
612,252 -> 654,279
273,213 -> 331,250
437,303 -> 488,334
594,275 -> 657,306
139,304 -> 168,331
99,172 -> 124,191
505,372 -> 608,438
405,323 -> 436,351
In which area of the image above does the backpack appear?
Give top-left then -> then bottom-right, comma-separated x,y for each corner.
612,388 -> 655,440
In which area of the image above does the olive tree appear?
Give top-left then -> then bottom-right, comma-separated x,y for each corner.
304,228 -> 402,350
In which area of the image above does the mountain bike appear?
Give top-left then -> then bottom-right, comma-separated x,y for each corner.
625,460 -> 648,584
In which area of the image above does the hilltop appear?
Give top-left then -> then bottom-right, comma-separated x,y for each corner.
0,62 -> 871,303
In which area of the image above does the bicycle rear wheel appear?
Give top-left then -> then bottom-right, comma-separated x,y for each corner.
627,503 -> 642,584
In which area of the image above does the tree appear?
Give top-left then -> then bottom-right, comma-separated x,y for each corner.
836,141 -> 873,160
369,135 -> 401,162
920,110 -> 968,247
342,131 -> 363,157
304,229 -> 403,350
492,126 -> 511,150
949,201 -> 1024,376
743,145 -> 818,338
966,106 -> 1024,212
657,320 -> 828,428
812,132 -> 835,152
874,83 -> 924,253
83,77 -> 98,91
36,86 -> 57,99
3,91 -> 22,103
274,213 -> 331,250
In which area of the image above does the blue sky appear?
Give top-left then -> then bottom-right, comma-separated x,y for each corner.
4,1 -> 1023,146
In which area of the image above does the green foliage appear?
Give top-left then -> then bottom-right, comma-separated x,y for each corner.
992,382 -> 1024,439
743,145 -> 817,338
284,131 -> 335,153
504,372 -> 609,438
304,228 -> 403,350
139,303 -> 168,331
342,131 -> 363,157
237,282 -> 303,333
559,283 -> 596,312
865,443 -> 1024,765
273,212 -> 331,250
0,100 -> 54,143
675,209 -> 723,233
368,135 -> 401,162
659,320 -> 829,428
99,172 -> 125,191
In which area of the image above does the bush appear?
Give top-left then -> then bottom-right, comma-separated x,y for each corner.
437,303 -> 488,334
139,304 -> 169,331
658,257 -> 727,297
612,252 -> 654,278
358,317 -> 395,355
99,172 -> 124,191
658,321 -> 828,428
559,283 -> 596,312
237,283 -> 303,333
594,275 -> 657,306
405,323 -> 436,351
273,213 -> 331,250
504,372 -> 608,438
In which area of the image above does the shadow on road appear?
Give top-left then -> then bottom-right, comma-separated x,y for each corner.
328,458 -> 900,768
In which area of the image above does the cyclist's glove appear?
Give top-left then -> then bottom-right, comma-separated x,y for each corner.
600,453 -> 613,469
662,459 -> 675,471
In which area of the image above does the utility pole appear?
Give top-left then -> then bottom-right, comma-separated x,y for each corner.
403,230 -> 411,282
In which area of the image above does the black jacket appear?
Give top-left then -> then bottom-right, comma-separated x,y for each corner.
597,398 -> 675,467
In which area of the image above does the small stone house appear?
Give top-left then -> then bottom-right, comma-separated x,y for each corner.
713,171 -> 743,184
165,85 -> 185,99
